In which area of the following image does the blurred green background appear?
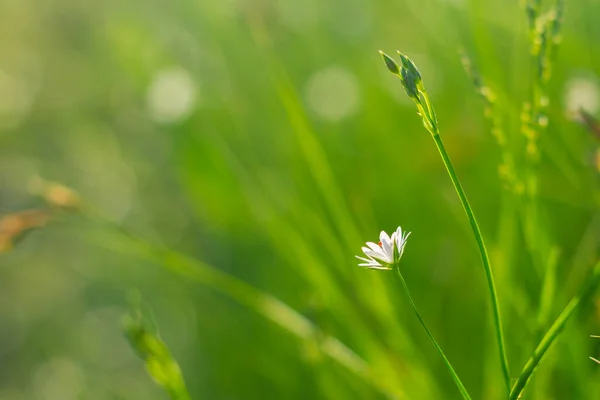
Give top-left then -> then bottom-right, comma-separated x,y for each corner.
1,0 -> 600,399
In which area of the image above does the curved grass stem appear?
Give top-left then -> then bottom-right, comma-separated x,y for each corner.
395,270 -> 472,400
431,132 -> 511,392
510,260 -> 600,399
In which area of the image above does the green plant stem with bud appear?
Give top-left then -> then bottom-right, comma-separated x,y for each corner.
380,51 -> 511,393
395,269 -> 472,400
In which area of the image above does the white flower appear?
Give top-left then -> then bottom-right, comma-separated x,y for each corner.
356,226 -> 411,270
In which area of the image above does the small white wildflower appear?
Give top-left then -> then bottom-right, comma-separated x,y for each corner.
356,226 -> 411,270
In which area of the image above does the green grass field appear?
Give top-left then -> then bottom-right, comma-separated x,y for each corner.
1,0 -> 600,398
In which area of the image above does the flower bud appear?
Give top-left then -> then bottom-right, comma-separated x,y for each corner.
379,51 -> 400,76
397,52 -> 422,100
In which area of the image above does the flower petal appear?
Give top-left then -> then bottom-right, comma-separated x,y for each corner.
379,230 -> 392,246
365,265 -> 391,270
366,242 -> 381,252
380,232 -> 393,259
394,226 -> 403,240
356,255 -> 382,267
359,262 -> 383,267
356,255 -> 375,263
364,243 -> 389,261
363,248 -> 388,262
396,230 -> 411,257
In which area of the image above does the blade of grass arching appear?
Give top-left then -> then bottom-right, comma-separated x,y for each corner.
83,209 -> 399,400
509,260 -> 600,400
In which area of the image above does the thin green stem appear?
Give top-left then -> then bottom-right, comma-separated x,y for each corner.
509,261 -> 600,400
395,270 -> 473,400
431,132 -> 511,392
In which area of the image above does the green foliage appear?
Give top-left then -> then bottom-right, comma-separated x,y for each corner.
1,0 -> 600,399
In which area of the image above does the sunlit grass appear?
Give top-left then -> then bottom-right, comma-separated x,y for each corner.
1,0 -> 600,399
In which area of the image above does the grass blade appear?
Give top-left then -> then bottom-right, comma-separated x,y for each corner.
510,260 -> 600,399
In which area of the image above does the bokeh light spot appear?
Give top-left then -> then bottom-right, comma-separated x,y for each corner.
33,358 -> 84,400
564,75 -> 600,115
277,0 -> 320,32
146,66 -> 197,124
305,66 -> 360,122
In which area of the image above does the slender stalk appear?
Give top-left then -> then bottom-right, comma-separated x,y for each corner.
395,270 -> 473,400
509,260 -> 600,400
431,132 -> 511,391
380,50 -> 509,392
